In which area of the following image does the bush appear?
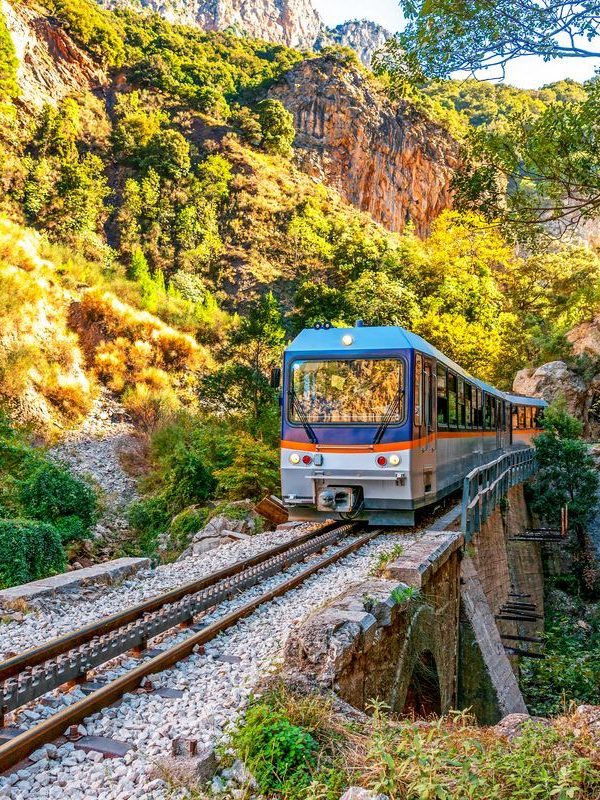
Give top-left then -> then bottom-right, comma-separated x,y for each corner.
215,433 -> 279,500
127,494 -> 171,555
0,519 -> 65,588
20,462 -> 96,543
230,702 -> 318,796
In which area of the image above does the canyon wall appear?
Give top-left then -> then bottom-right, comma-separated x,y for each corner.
268,55 -> 459,235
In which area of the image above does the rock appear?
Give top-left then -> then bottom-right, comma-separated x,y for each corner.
94,0 -> 387,67
493,713 -> 549,741
340,789 -> 389,800
268,55 -> 458,236
513,360 -> 589,419
157,745 -> 218,783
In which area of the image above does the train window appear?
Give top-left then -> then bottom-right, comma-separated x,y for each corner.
504,402 -> 509,430
465,383 -> 473,430
447,372 -> 458,427
458,379 -> 466,427
525,406 -> 532,429
484,394 -> 492,429
512,406 -> 518,430
289,358 -> 405,424
517,405 -> 525,429
437,364 -> 448,426
475,388 -> 483,428
535,408 -> 544,428
414,354 -> 423,427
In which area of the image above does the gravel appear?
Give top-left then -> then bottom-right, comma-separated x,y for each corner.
0,528 -> 413,799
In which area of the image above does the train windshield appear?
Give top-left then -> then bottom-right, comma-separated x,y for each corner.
289,359 -> 404,424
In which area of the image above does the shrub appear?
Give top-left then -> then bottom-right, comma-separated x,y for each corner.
127,494 -> 171,555
230,702 -> 318,796
20,462 -> 96,543
121,383 -> 179,431
215,433 -> 279,500
0,519 -> 65,588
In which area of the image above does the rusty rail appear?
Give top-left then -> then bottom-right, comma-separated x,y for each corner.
0,527 -> 379,772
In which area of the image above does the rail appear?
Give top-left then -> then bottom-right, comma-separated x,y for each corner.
461,448 -> 536,541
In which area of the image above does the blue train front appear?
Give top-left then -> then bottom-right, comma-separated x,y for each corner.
279,324 -> 546,525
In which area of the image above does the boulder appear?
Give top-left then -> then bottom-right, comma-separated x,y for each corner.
567,317 -> 600,356
340,789 -> 389,800
177,508 -> 257,560
513,361 -> 591,428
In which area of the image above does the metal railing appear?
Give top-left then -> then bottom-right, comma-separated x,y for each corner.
461,448 -> 537,541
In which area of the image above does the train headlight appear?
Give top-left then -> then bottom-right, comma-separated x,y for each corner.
289,453 -> 300,464
302,455 -> 312,465
342,334 -> 353,346
376,455 -> 387,467
389,454 -> 401,466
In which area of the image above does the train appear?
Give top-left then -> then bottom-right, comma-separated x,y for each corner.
276,323 -> 547,525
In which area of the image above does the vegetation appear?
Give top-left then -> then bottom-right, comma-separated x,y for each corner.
382,1 -> 600,81
522,590 -> 600,717
529,400 -> 599,596
0,7 -> 18,101
228,687 -> 600,799
0,412 -> 97,586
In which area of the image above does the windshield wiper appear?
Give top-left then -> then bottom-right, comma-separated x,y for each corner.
291,391 -> 319,445
372,392 -> 402,445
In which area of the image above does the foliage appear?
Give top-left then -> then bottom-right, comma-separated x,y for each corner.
0,8 -> 18,101
370,543 -> 404,576
229,698 -> 319,797
214,432 -> 280,500
47,0 -> 125,66
0,520 -> 65,589
530,399 -> 599,530
229,687 -> 600,800
256,99 -> 295,157
20,462 -> 97,544
521,592 -> 600,716
379,1 -> 600,82
0,413 -> 96,584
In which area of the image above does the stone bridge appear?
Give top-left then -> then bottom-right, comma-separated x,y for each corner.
284,485 -> 544,723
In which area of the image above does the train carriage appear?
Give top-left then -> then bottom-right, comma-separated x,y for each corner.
278,324 -> 546,525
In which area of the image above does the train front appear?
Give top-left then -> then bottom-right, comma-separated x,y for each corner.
279,326 -> 415,525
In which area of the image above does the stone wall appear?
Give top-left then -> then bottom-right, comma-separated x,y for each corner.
283,532 -> 463,714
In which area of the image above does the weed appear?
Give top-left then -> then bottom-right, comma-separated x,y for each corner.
370,543 -> 404,576
390,585 -> 419,605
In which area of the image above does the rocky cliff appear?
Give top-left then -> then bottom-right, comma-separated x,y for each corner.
102,0 -> 389,66
327,19 -> 390,68
268,55 -> 459,235
513,315 -> 600,439
2,0 -> 105,109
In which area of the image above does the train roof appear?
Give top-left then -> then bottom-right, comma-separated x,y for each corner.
503,393 -> 547,408
286,326 -> 547,407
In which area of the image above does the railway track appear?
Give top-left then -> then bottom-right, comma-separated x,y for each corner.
0,520 -> 379,773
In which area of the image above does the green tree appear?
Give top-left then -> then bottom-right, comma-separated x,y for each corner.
0,8 -> 19,101
142,129 -> 191,178
256,99 -> 295,158
200,292 -> 286,430
382,1 -> 600,81
529,399 -> 599,595
344,270 -> 419,328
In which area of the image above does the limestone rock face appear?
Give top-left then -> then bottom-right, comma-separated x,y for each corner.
3,0 -> 105,109
105,0 -> 323,49
567,315 -> 600,357
513,360 -> 600,438
327,19 -> 390,68
268,55 -> 459,235
102,0 -> 389,66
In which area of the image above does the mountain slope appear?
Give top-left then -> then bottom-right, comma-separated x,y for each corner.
101,0 -> 390,65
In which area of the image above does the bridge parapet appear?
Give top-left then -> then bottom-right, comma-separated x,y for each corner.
461,448 -> 536,541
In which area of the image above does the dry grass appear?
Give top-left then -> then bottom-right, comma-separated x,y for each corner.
0,219 -> 93,428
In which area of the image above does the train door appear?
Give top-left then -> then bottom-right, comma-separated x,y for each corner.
423,359 -> 435,453
419,356 -> 436,497
496,398 -> 503,450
